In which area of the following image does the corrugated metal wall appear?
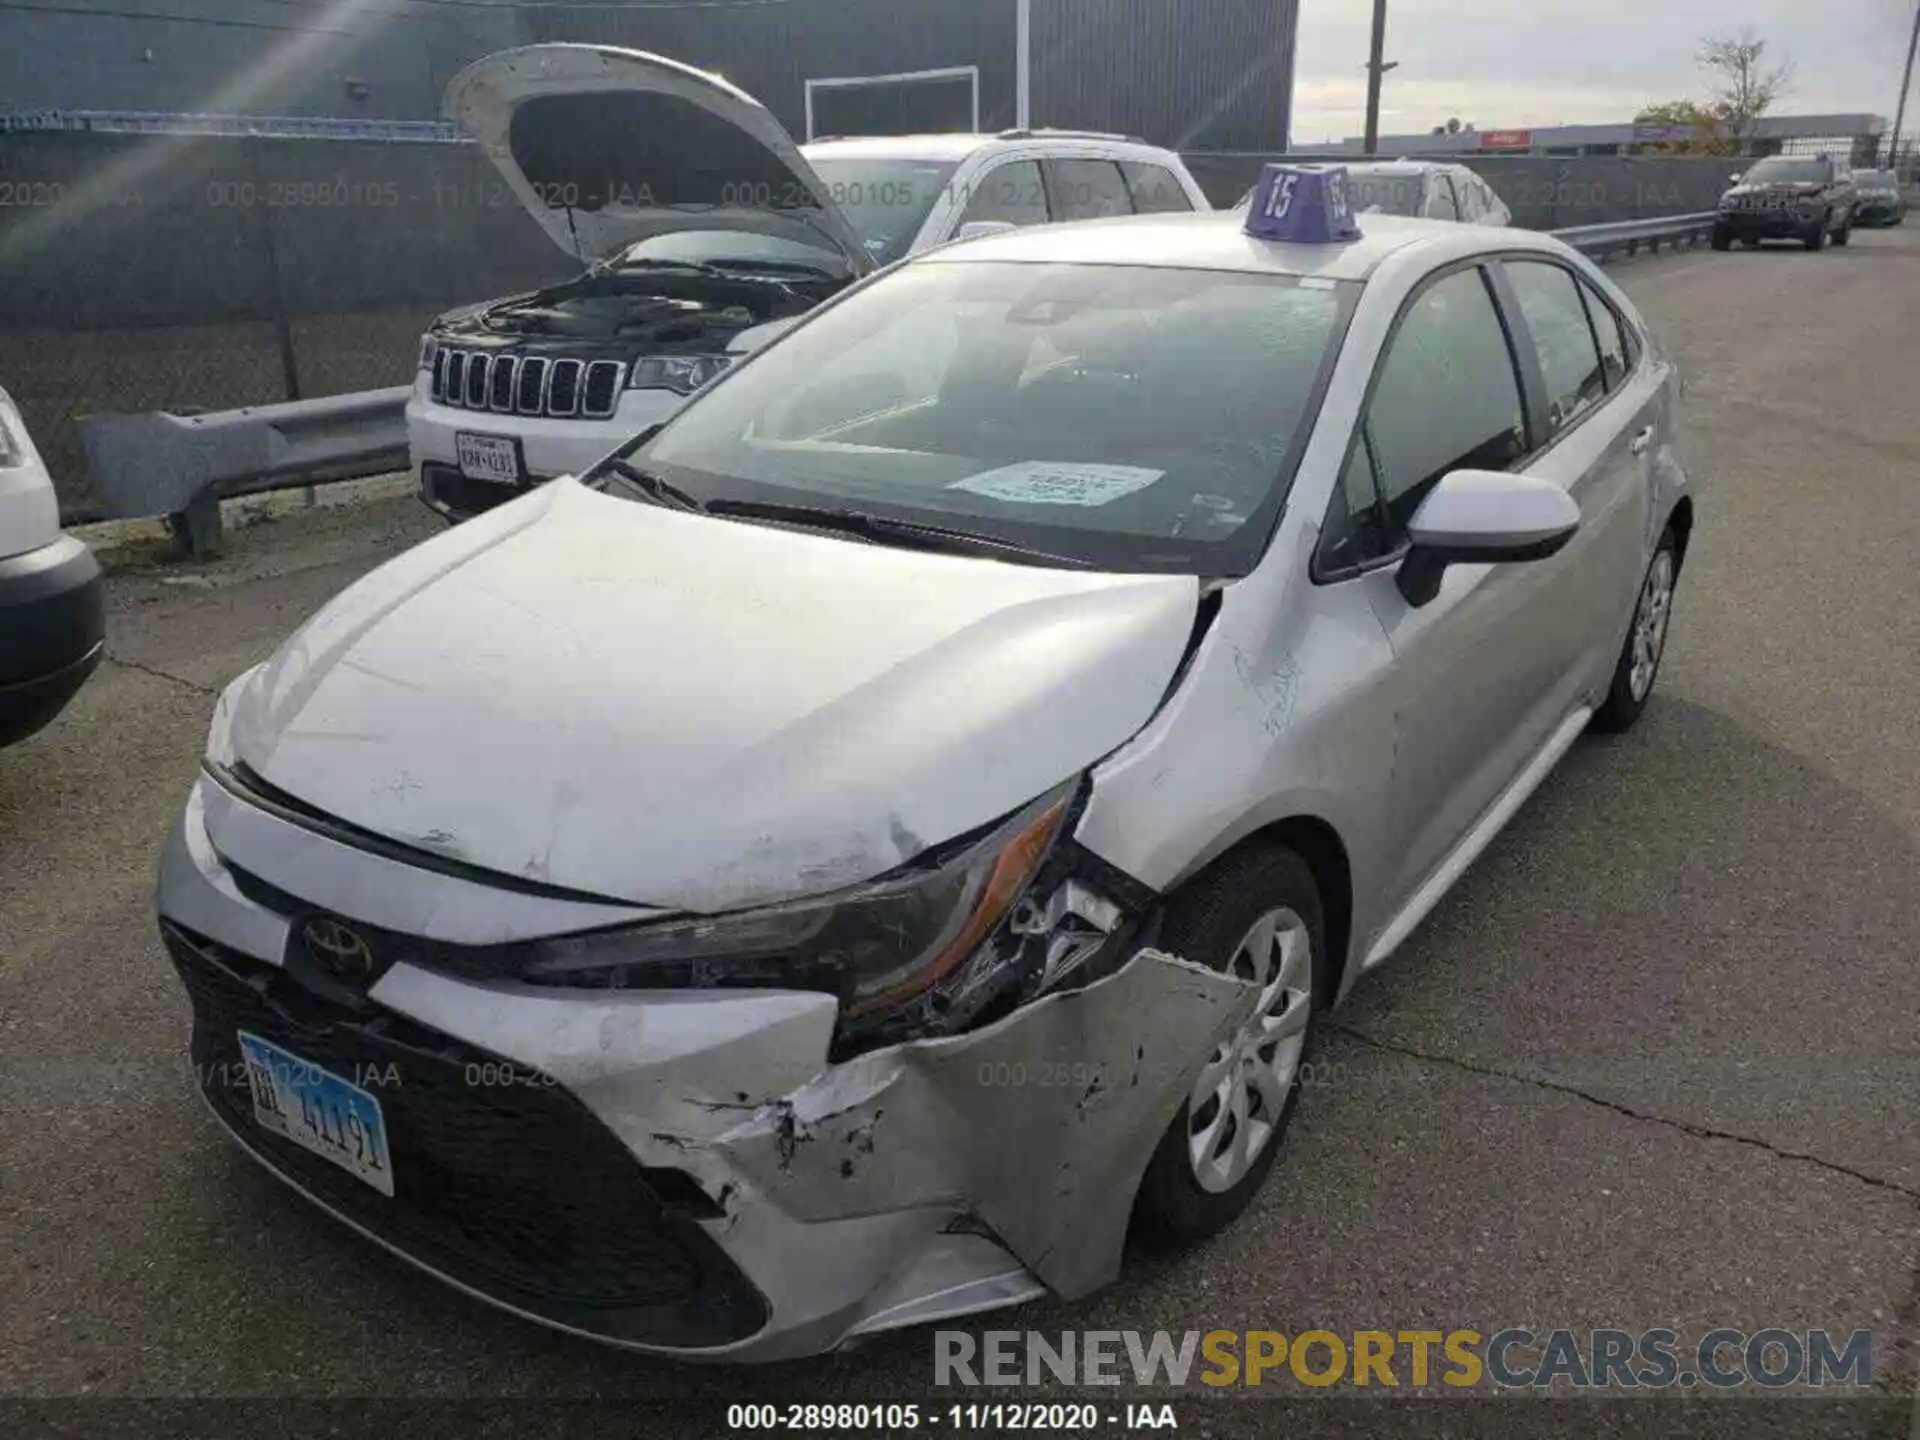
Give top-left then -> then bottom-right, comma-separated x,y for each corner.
530,0 -> 1024,137
1029,0 -> 1293,150
531,0 -> 1295,151
0,1 -> 524,121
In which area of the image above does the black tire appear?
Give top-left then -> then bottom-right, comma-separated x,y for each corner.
1130,844 -> 1326,1250
1591,527 -> 1680,734
1805,218 -> 1827,251
1834,217 -> 1852,247
1740,237 -> 1762,248
1710,225 -> 1732,251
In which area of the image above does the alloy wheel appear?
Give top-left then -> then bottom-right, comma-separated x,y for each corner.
1186,907 -> 1313,1194
1628,549 -> 1675,702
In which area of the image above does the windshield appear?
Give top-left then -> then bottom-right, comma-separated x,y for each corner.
1744,158 -> 1828,185
610,260 -> 1359,575
612,230 -> 855,275
1855,171 -> 1896,193
802,157 -> 961,265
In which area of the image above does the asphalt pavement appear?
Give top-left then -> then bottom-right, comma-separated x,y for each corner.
1,227 -> 1917,1429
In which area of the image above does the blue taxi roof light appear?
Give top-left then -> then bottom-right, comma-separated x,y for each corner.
1243,163 -> 1361,245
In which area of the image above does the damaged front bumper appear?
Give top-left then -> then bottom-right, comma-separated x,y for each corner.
158,777 -> 1254,1360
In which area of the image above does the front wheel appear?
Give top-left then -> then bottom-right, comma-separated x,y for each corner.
1130,845 -> 1325,1250
1591,528 -> 1679,733
1710,225 -> 1732,251
1834,217 -> 1853,246
1805,217 -> 1828,251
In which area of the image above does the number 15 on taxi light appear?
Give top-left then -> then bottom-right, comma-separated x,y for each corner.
1264,174 -> 1299,219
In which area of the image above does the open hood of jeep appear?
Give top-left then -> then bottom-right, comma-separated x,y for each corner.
443,43 -> 876,273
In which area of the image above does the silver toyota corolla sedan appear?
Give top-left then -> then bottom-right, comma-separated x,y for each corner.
157,168 -> 1693,1362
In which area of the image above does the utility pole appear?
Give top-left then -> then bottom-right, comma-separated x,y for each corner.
1892,0 -> 1920,171
1362,0 -> 1398,154
1016,0 -> 1032,130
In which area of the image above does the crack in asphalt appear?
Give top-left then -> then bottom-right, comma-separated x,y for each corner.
1327,1021 -> 1920,1203
103,653 -> 218,697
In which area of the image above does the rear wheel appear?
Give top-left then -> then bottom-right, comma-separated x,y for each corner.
1130,845 -> 1324,1249
1710,225 -> 1732,251
1592,527 -> 1679,734
1805,216 -> 1828,250
1834,216 -> 1853,246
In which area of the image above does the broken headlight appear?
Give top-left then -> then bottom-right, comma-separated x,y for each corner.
628,354 -> 732,394
518,782 -> 1077,1042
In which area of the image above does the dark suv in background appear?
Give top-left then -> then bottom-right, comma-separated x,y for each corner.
1713,154 -> 1857,251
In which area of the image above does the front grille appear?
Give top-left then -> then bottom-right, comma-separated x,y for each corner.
163,921 -> 769,1348
431,346 -> 624,420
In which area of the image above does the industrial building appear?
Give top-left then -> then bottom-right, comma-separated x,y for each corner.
0,0 -> 1299,152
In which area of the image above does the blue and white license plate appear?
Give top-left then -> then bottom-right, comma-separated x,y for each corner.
237,1032 -> 394,1197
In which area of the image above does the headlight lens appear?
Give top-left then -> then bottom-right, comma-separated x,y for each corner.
519,782 -> 1077,1038
628,354 -> 732,394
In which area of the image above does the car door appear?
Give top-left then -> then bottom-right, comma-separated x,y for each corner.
1314,262 -> 1562,915
1495,256 -> 1664,706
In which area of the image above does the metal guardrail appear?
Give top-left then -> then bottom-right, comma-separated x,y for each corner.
79,387 -> 412,558
1551,212 -> 1720,259
74,210 -> 1723,560
1,109 -> 464,142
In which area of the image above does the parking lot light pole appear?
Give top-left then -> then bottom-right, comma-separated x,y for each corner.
1362,0 -> 1397,154
1892,0 -> 1920,171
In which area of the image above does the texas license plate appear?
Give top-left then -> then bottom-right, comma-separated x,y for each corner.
454,431 -> 523,485
238,1031 -> 394,1196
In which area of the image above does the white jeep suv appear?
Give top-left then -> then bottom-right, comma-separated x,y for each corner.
408,44 -> 1211,522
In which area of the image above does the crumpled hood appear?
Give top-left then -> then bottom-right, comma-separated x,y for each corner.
228,481 -> 1198,913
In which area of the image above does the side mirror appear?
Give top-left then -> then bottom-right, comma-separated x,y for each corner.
1395,470 -> 1581,607
954,220 -> 1017,242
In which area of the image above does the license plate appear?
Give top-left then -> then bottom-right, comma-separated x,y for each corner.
455,432 -> 524,485
238,1031 -> 394,1197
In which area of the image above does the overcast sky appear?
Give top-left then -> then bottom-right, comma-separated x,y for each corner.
1289,0 -> 1918,141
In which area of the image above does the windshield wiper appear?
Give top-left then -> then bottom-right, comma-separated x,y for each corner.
703,498 -> 1090,568
603,257 -> 738,280
601,459 -> 706,513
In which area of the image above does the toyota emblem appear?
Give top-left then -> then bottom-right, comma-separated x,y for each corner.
301,916 -> 376,982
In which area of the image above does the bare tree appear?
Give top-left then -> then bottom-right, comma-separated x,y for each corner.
1696,28 -> 1796,139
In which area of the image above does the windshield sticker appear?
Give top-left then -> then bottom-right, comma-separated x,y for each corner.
948,462 -> 1165,507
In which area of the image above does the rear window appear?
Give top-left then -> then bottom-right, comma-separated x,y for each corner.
624,261 -> 1360,575
1345,170 -> 1429,217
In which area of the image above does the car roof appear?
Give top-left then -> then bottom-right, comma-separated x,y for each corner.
920,208 -> 1545,281
801,132 -> 1175,163
803,134 -> 999,162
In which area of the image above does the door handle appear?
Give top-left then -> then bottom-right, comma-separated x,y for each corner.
1629,426 -> 1655,457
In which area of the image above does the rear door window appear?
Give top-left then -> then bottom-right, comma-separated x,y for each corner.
956,160 -> 1050,228
1119,161 -> 1195,213
1048,159 -> 1134,220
